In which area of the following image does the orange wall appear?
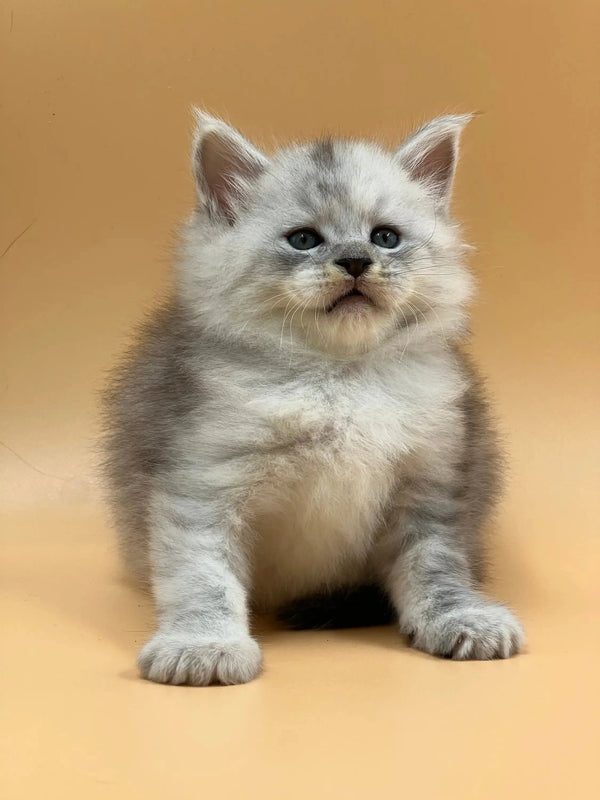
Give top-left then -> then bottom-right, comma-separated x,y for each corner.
2,0 -> 598,573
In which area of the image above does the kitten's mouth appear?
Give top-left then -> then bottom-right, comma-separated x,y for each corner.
325,288 -> 374,314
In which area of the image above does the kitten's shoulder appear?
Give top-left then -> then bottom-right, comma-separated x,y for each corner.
102,298 -> 200,448
451,343 -> 503,497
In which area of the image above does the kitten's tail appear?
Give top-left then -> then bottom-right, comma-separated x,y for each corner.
276,585 -> 396,630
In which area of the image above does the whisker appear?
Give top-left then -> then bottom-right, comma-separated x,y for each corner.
397,305 -> 412,364
279,295 -> 297,349
408,290 -> 449,347
237,291 -> 293,334
299,294 -> 315,332
285,297 -> 308,356
313,298 -> 325,341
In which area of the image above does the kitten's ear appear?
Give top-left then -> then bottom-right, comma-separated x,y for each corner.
395,114 -> 473,209
191,108 -> 269,224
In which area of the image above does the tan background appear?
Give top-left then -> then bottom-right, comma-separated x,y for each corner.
1,1 -> 599,798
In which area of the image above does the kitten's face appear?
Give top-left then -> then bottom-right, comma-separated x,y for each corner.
181,114 -> 474,356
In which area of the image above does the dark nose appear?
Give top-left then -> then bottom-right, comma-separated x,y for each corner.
335,257 -> 373,278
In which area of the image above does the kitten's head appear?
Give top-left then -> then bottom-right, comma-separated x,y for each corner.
179,110 -> 474,357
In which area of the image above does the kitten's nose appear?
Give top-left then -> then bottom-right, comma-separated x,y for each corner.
335,257 -> 373,278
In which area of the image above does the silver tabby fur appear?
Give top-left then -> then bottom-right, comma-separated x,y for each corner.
103,110 -> 524,685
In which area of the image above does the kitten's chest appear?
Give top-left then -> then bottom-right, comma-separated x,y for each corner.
257,374 -> 408,485
247,371 -> 428,608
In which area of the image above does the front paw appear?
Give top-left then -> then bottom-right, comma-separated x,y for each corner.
408,601 -> 525,660
138,633 -> 263,685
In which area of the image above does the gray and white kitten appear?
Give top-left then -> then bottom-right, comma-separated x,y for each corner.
103,110 -> 524,685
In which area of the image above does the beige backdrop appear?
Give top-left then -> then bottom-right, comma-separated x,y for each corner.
2,1 -> 599,798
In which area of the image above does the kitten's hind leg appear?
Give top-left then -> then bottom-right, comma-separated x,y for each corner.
277,585 -> 396,630
138,490 -> 261,686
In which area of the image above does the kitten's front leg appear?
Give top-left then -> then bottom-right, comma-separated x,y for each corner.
383,483 -> 524,660
138,490 -> 261,686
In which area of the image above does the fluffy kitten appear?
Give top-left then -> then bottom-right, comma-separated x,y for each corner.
103,110 -> 524,685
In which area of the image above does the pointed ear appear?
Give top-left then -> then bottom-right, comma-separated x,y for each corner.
395,114 -> 473,209
191,109 -> 268,224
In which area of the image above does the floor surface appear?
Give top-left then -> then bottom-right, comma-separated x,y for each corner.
2,503 -> 599,799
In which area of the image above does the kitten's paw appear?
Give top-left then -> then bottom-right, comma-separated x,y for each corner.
408,601 -> 525,660
137,633 -> 262,686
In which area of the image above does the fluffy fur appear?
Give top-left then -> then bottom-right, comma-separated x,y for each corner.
103,111 -> 524,685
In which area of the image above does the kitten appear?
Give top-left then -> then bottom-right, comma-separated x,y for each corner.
103,110 -> 524,685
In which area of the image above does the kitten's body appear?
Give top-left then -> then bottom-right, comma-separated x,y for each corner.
104,112 -> 524,685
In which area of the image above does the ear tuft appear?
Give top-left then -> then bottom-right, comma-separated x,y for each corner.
396,114 -> 473,209
191,108 -> 268,224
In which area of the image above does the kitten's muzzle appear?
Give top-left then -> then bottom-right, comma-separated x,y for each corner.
324,279 -> 375,313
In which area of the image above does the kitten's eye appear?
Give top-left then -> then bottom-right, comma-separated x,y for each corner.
286,229 -> 323,250
371,227 -> 400,249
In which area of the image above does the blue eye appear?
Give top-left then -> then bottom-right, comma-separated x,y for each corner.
371,227 -> 400,248
286,229 -> 323,250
